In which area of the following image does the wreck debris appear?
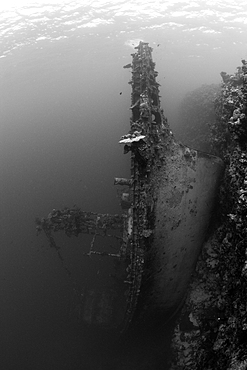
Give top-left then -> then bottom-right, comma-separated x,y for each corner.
36,208 -> 125,256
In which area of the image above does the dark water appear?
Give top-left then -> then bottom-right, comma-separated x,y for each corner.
0,44 -> 129,369
0,2 -> 247,369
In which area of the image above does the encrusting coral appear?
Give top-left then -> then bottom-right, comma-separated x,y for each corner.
170,60 -> 247,370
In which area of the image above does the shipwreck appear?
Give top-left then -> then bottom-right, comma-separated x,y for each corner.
36,42 -> 224,338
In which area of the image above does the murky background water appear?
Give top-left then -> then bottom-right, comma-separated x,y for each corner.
0,1 -> 247,369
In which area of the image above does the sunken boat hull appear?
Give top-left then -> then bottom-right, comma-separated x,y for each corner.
118,42 -> 224,329
37,42 -> 224,336
132,142 -> 223,328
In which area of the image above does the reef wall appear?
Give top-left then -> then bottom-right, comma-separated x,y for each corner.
170,60 -> 247,370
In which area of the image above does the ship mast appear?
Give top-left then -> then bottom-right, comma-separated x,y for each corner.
118,41 -> 171,329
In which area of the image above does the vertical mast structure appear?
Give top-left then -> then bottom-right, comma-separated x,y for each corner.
119,41 -> 171,329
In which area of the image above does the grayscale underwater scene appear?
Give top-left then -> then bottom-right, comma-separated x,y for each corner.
1,1 -> 247,369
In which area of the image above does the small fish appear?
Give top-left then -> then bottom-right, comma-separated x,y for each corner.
123,63 -> 132,69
